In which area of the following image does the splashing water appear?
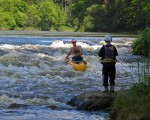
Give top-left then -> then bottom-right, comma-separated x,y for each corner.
0,36 -> 142,120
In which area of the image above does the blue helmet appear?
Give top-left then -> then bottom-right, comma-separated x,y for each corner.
104,34 -> 112,42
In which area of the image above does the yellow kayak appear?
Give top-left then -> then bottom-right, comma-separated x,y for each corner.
68,61 -> 88,71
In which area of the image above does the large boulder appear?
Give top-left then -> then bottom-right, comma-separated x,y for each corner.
67,91 -> 117,111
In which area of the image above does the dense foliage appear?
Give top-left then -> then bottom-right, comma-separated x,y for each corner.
70,0 -> 150,32
112,26 -> 150,119
132,27 -> 150,57
0,0 -> 149,31
0,0 -> 66,31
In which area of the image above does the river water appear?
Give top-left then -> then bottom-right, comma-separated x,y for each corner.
0,35 -> 142,120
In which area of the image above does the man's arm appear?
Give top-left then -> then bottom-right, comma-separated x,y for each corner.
98,45 -> 104,57
79,46 -> 83,55
66,48 -> 72,59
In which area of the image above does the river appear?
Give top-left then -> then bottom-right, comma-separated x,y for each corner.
0,35 -> 142,120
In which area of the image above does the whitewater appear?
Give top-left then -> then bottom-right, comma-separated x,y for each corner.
0,35 -> 142,120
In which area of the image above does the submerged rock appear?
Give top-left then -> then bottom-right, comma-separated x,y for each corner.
8,103 -> 28,109
67,91 -> 116,111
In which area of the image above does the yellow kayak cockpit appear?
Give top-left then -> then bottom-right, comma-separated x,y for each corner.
68,61 -> 88,71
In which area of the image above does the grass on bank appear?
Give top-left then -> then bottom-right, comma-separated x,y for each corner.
111,59 -> 150,120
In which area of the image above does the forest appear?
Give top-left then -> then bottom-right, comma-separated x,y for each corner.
0,0 -> 149,32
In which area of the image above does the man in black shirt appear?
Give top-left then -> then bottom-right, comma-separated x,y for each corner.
98,34 -> 118,92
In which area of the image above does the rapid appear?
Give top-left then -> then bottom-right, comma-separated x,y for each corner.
0,35 -> 142,120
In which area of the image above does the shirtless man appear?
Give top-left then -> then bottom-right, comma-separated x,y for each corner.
65,39 -> 83,62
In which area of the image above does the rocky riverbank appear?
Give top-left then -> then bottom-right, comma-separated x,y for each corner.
67,91 -> 117,111
67,88 -> 150,120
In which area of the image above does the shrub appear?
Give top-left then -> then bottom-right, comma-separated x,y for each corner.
132,27 -> 150,57
111,59 -> 150,120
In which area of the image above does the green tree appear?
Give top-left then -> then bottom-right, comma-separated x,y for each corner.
83,4 -> 108,31
71,0 -> 115,31
14,0 -> 28,13
125,0 -> 146,30
0,0 -> 28,29
72,18 -> 79,31
83,16 -> 94,31
0,12 -> 16,30
38,1 -> 58,30
15,11 -> 27,27
23,0 -> 50,4
142,0 -> 150,27
112,0 -> 150,31
38,1 -> 66,31
132,27 -> 150,57
0,0 -> 14,12
26,4 -> 41,28
54,5 -> 67,31
70,0 -> 86,29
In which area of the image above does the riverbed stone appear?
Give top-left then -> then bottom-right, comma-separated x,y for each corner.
67,91 -> 117,111
8,103 -> 28,109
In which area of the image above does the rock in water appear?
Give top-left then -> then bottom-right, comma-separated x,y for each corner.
67,91 -> 116,111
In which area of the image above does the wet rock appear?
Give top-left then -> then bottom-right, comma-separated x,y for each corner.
8,103 -> 28,109
67,91 -> 116,111
48,105 -> 57,110
48,102 -> 76,111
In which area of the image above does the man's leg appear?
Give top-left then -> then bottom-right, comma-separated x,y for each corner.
102,63 -> 109,92
109,63 -> 116,92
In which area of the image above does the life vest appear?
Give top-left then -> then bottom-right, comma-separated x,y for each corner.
102,45 -> 116,62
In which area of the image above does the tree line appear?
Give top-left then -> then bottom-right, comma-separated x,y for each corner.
0,0 -> 149,32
